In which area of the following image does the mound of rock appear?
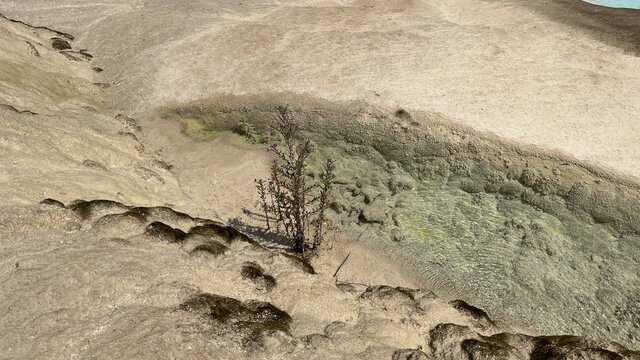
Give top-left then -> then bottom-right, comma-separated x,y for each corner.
1,199 -> 637,359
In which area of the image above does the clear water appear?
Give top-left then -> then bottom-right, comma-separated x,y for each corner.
582,0 -> 640,9
344,182 -> 640,346
315,143 -> 640,349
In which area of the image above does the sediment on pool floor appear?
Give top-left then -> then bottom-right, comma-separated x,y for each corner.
161,93 -> 640,349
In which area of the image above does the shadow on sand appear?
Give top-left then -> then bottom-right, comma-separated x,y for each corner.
228,208 -> 293,250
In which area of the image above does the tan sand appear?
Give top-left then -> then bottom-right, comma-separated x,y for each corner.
3,0 -> 640,179
1,0 -> 640,358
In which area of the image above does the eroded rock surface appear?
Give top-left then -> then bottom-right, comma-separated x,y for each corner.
1,199 -> 638,358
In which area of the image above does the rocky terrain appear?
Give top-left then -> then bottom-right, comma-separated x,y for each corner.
2,199 -> 639,359
1,0 -> 640,358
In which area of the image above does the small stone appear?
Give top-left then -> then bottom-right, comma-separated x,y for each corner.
51,38 -> 71,50
391,228 -> 405,242
591,254 -> 603,264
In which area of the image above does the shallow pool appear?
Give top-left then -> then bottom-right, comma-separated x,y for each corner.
582,0 -> 640,9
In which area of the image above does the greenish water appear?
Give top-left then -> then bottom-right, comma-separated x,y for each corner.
317,143 -> 640,349
164,97 -> 640,350
582,0 -> 640,9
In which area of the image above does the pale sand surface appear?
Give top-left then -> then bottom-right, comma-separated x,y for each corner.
3,0 -> 640,179
2,0 -> 640,357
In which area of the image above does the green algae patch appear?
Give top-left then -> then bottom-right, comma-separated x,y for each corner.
144,221 -> 187,243
162,93 -> 640,349
190,241 -> 229,257
241,261 -> 276,291
165,114 -> 231,141
179,293 -> 292,345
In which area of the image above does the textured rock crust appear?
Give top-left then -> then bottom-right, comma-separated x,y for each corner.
3,199 -> 639,359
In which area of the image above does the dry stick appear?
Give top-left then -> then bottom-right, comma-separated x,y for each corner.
333,251 -> 351,279
336,280 -> 370,288
333,231 -> 368,281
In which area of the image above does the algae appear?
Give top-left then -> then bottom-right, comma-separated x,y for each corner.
163,94 -> 640,349
241,261 -> 276,291
190,241 -> 229,257
179,293 -> 291,345
144,221 -> 187,243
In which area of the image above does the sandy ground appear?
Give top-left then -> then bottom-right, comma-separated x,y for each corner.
1,0 -> 640,357
2,0 -> 640,179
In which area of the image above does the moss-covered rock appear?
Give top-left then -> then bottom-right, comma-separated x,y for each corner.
187,223 -> 259,246
241,262 -> 276,291
449,300 -> 496,330
69,199 -> 130,220
190,241 -> 229,257
179,293 -> 291,345
50,37 -> 71,50
461,338 -> 520,360
429,323 -> 480,359
144,221 -> 187,243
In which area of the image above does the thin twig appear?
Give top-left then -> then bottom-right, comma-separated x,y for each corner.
336,280 -> 370,288
333,251 -> 351,279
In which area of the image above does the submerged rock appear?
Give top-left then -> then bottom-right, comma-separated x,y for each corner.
449,299 -> 496,330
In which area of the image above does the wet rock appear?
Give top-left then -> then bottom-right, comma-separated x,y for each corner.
391,228 -> 405,242
498,180 -> 525,198
460,178 -> 484,193
429,323 -> 480,359
360,185 -> 379,204
397,287 -> 439,301
190,240 -> 228,257
360,200 -> 387,224
519,168 -> 557,195
461,338 -> 521,360
179,293 -> 291,345
361,285 -> 416,301
392,348 -> 429,360
50,37 -> 71,50
449,300 -> 496,330
40,198 -> 65,208
388,175 -> 414,193
530,335 -> 634,360
144,221 -> 187,243
241,261 -> 276,291
521,220 -> 557,256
